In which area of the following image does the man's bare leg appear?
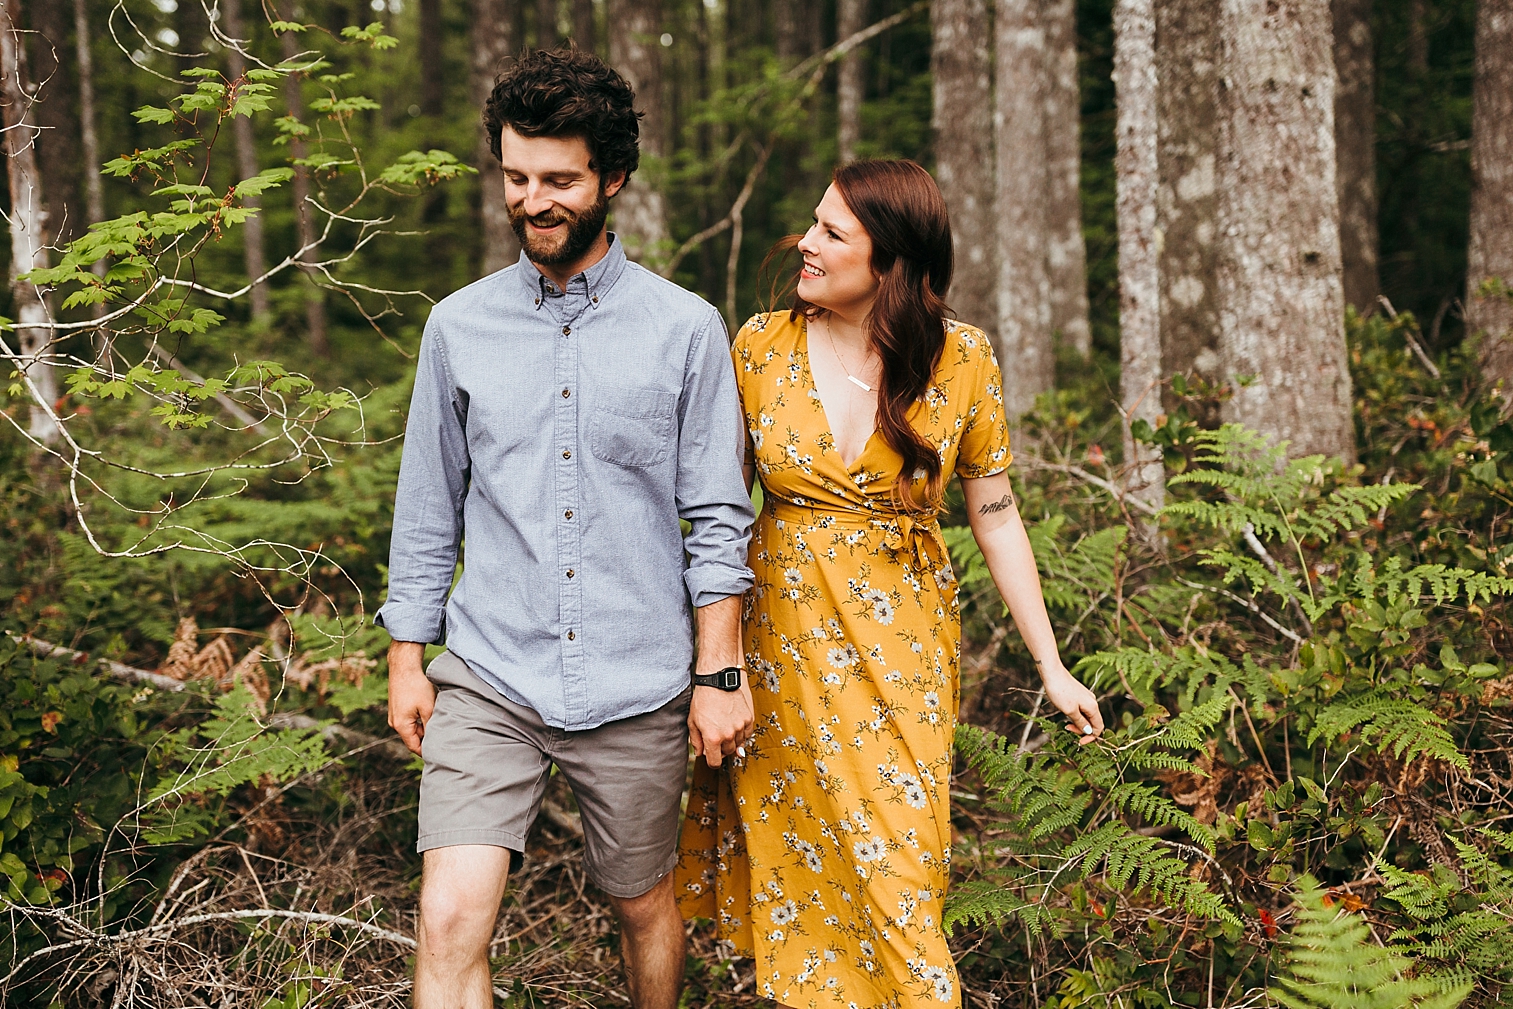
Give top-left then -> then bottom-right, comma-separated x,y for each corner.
607,874 -> 685,1009
415,845 -> 511,1009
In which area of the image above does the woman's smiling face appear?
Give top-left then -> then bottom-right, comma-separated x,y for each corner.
796,184 -> 877,316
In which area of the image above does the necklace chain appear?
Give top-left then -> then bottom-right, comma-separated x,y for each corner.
820,315 -> 874,394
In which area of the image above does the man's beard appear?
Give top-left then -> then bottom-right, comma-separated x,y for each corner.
508,186 -> 610,268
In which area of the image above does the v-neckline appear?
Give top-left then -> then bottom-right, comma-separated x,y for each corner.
801,319 -> 878,473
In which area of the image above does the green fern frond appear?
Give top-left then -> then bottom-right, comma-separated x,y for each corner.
1106,782 -> 1215,851
1154,693 -> 1232,750
1271,874 -> 1470,1009
1307,692 -> 1468,771
944,878 -> 1058,933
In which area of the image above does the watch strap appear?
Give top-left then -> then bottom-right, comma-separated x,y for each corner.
692,666 -> 742,690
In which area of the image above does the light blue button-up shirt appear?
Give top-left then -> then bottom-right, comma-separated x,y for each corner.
376,237 -> 754,730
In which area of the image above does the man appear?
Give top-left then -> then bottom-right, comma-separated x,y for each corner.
376,48 -> 755,1009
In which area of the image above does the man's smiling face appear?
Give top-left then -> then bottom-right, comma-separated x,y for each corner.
499,127 -> 626,269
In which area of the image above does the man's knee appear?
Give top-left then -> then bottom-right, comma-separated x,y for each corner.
418,845 -> 512,957
608,873 -> 677,934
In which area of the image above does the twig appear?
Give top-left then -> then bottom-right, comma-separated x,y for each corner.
1240,522 -> 1314,637
1016,454 -> 1161,517
1377,295 -> 1442,380
1172,579 -> 1304,645
145,343 -> 269,434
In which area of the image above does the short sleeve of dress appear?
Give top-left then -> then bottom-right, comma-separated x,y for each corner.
952,323 -> 1013,478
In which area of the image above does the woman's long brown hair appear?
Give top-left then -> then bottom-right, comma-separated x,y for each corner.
760,159 -> 954,511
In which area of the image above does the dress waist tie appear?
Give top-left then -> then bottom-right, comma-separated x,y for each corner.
766,498 -> 948,574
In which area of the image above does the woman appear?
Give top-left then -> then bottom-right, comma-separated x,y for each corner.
675,160 -> 1105,1008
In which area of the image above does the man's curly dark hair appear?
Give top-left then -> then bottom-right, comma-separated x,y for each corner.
483,48 -> 642,180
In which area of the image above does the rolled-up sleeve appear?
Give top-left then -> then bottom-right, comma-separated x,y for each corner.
676,309 -> 755,608
375,317 -> 470,643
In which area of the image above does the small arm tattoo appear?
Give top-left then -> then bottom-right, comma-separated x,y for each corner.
978,491 -> 1016,516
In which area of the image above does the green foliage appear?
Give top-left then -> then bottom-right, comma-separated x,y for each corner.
1271,875 -> 1470,1009
141,688 -> 330,844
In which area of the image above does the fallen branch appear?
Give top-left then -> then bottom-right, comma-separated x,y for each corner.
1015,453 -> 1162,517
8,631 -> 587,838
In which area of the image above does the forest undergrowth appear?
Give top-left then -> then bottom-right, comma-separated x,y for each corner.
2,306 -> 1511,1008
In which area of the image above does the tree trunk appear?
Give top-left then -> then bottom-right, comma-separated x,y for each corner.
536,0 -> 559,47
608,0 -> 668,265
572,0 -> 596,52
74,0 -> 110,355
1155,0 -> 1221,401
1043,0 -> 1091,358
1115,0 -> 1165,514
776,0 -> 822,62
1,0 -> 58,444
280,30 -> 330,357
471,0 -> 521,276
837,0 -> 866,163
1469,0 -> 1513,388
1216,0 -> 1353,462
931,0 -> 996,341
420,0 -> 446,117
222,0 -> 271,321
995,0 -> 1054,417
1332,0 -> 1378,313
25,0 -> 80,250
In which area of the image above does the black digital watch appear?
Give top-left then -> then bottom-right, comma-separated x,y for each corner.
692,666 -> 742,691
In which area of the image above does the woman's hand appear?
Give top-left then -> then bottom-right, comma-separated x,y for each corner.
1039,660 -> 1105,745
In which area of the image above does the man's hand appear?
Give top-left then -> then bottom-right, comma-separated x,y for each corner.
689,682 -> 754,767
1040,660 -> 1106,746
388,640 -> 434,755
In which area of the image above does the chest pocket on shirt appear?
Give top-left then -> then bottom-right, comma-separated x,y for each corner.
588,386 -> 677,468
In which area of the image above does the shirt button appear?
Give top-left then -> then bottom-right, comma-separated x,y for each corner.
562,449 -> 571,460
567,629 -> 575,641
562,388 -> 570,398
562,325 -> 571,335
591,296 -> 598,304
566,569 -> 575,578
564,510 -> 573,519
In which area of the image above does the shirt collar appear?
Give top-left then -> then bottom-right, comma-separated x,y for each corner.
517,233 -> 626,311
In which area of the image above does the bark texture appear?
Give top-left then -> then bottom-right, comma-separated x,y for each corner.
280,31 -> 329,357
1216,0 -> 1354,462
471,0 -> 521,276
222,0 -> 270,320
25,0 -> 79,249
1469,0 -> 1513,389
836,0 -> 867,163
776,0 -> 821,61
74,0 -> 109,347
1043,0 -> 1091,358
572,0 -> 596,52
536,0 -> 560,46
1155,0 -> 1221,399
1114,0 -> 1165,513
1,0 -> 58,443
931,0 -> 996,341
608,0 -> 669,265
420,0 -> 446,116
1332,0 -> 1378,313
995,0 -> 1054,416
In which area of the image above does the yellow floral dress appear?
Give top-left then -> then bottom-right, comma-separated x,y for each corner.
675,311 -> 1012,1009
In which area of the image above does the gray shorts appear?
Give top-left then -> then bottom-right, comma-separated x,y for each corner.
417,650 -> 692,898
